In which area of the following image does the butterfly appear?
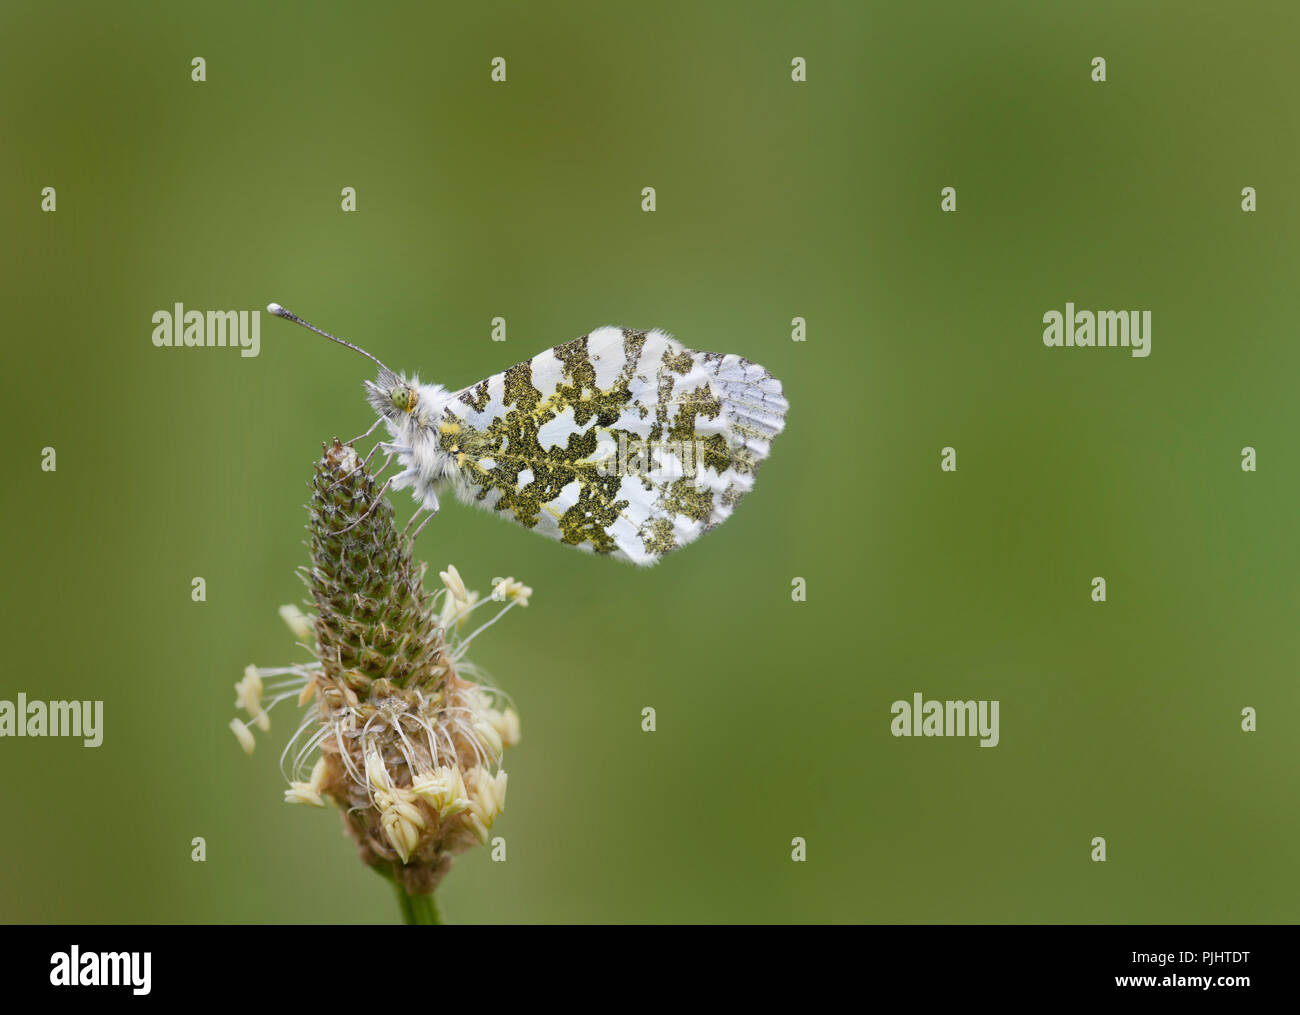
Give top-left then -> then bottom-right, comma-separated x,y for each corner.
268,304 -> 787,565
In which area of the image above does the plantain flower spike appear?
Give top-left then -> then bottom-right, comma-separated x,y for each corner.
232,439 -> 525,899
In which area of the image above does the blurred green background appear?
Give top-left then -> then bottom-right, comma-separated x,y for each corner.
2,0 -> 1297,923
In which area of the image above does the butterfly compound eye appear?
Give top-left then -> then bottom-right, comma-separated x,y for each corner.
390,386 -> 418,413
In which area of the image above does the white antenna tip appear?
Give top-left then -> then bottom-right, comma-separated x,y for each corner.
267,302 -> 287,316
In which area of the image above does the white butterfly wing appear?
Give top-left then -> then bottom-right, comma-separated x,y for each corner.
442,327 -> 787,565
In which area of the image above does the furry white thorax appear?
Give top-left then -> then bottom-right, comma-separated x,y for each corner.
379,377 -> 466,514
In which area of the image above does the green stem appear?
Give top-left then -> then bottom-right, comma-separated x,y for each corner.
393,881 -> 441,925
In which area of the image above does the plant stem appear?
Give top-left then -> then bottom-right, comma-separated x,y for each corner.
393,881 -> 442,925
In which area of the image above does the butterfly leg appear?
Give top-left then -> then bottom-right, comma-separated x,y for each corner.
320,419 -> 390,493
358,446 -> 397,483
410,507 -> 438,542
342,416 -> 385,446
402,486 -> 441,541
333,476 -> 395,535
402,505 -> 426,536
325,446 -> 393,495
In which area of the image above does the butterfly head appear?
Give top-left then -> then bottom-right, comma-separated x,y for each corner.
363,368 -> 416,422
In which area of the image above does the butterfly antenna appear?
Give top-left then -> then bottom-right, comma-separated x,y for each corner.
267,303 -> 395,377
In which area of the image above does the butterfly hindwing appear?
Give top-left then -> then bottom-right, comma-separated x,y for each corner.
441,327 -> 787,565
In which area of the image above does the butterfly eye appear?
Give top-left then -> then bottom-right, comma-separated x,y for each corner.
390,387 -> 418,413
